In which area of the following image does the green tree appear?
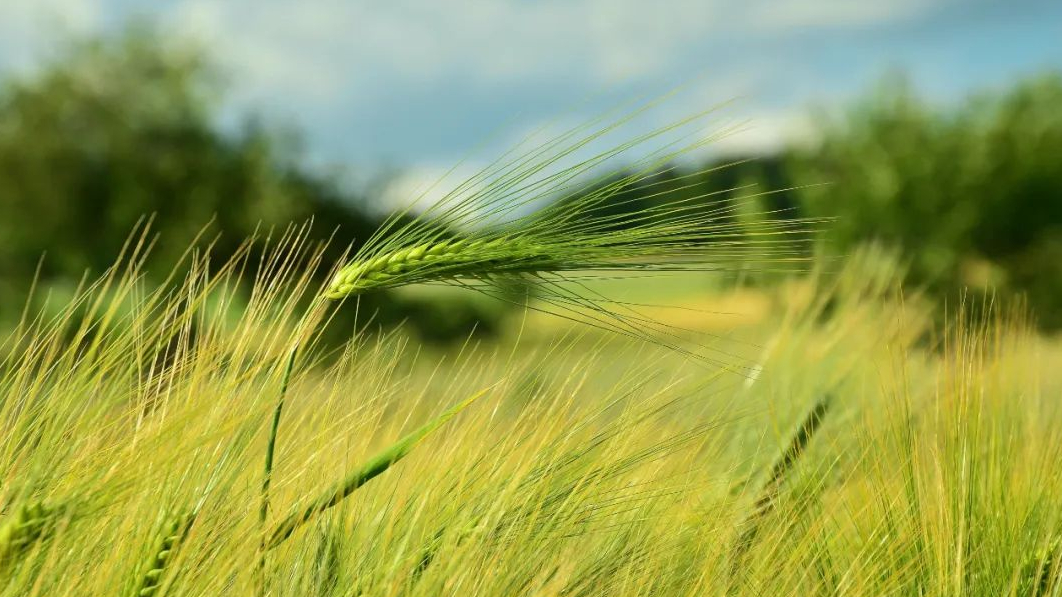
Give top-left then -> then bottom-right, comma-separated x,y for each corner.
0,30 -> 382,290
787,73 -> 1062,327
0,29 -> 506,341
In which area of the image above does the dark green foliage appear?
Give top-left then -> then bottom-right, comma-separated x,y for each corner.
539,72 -> 1062,327
0,28 -> 501,341
0,30 -> 363,287
787,73 -> 1062,327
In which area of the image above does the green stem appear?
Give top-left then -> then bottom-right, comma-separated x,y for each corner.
729,394 -> 831,590
262,346 -> 298,517
264,388 -> 486,550
256,343 -> 299,594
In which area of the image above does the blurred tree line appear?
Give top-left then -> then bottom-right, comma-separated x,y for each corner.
0,30 -> 500,342
788,73 -> 1062,328
2,29 -> 1060,334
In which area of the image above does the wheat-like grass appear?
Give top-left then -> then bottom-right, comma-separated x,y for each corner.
133,511 -> 195,597
246,97 -> 828,596
325,238 -> 556,298
730,395 -> 832,577
258,103 -> 818,589
3,227 -> 1061,595
0,501 -> 61,570
1020,536 -> 1061,597
266,388 -> 487,550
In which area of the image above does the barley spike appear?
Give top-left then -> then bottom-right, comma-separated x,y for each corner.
324,238 -> 556,298
134,511 -> 196,597
0,501 -> 61,569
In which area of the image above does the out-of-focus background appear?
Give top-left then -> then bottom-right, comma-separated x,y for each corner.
1,0 -> 1061,338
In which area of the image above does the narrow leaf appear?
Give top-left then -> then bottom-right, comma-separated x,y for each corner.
266,388 -> 489,549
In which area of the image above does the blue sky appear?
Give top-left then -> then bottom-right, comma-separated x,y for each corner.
2,0 -> 1060,191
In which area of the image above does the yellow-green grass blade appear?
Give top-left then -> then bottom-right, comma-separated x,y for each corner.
265,387 -> 489,549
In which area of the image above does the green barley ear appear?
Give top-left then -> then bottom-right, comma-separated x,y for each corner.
266,388 -> 487,550
317,114 -> 818,372
324,237 -> 557,298
0,500 -> 63,570
323,101 -> 817,328
309,525 -> 344,597
730,395 -> 832,573
1020,536 -> 1061,597
133,510 -> 196,597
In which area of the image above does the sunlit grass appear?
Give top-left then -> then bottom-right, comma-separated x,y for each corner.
1,235 -> 1059,595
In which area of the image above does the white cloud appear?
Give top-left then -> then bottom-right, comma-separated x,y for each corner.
378,162 -> 489,213
162,0 -> 732,108
749,0 -> 940,31
0,0 -> 952,110
156,0 -> 944,125
1,0 -> 948,168
711,110 -> 816,155
0,0 -> 101,72
170,1 -> 349,108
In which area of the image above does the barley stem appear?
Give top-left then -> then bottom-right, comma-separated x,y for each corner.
729,395 -> 831,585
257,343 -> 298,594
265,388 -> 486,550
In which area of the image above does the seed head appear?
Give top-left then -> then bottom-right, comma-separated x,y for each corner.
0,501 -> 62,568
325,237 -> 555,299
135,511 -> 196,597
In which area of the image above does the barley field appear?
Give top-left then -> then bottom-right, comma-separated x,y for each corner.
2,106 -> 1061,596
2,228 -> 1060,596
2,3 -> 1061,595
